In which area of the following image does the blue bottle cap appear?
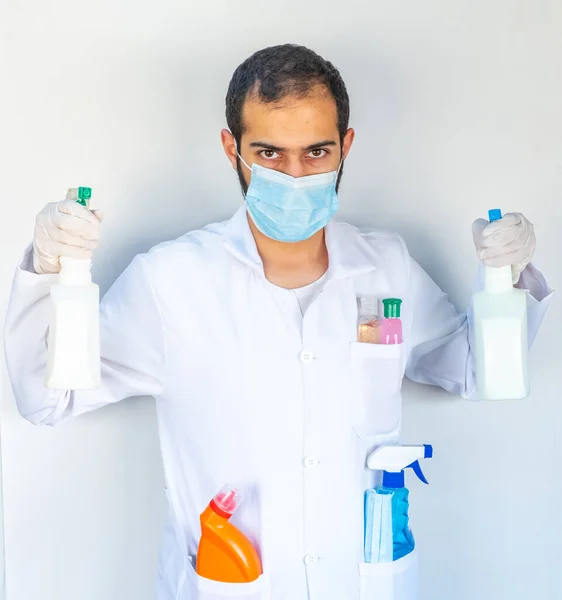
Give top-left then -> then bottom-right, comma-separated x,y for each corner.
382,470 -> 405,488
488,209 -> 502,222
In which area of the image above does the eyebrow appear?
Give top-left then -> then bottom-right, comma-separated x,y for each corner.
248,140 -> 338,152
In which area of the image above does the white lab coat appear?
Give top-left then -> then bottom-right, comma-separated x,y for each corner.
4,206 -> 552,600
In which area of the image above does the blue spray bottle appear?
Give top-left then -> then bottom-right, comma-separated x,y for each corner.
364,445 -> 433,563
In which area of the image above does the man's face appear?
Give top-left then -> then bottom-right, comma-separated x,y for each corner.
222,85 -> 354,194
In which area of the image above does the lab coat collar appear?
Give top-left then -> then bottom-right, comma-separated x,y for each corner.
222,206 -> 378,279
221,206 -> 264,271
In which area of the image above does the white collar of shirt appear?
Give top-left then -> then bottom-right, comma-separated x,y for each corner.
220,206 -> 379,280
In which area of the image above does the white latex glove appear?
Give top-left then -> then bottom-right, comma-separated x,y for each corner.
472,212 -> 535,283
33,199 -> 104,275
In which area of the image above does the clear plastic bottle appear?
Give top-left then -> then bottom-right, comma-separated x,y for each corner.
357,296 -> 380,344
375,481 -> 414,561
380,298 -> 403,345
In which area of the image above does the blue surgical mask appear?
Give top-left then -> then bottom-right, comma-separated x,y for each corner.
238,154 -> 341,243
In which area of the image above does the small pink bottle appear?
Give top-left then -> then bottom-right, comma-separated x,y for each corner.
380,298 -> 403,344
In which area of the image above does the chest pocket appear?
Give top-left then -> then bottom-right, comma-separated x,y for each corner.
349,341 -> 406,443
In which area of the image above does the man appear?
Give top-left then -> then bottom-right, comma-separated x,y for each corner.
4,44 -> 552,599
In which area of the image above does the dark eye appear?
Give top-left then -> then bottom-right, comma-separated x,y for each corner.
308,149 -> 328,158
260,150 -> 280,160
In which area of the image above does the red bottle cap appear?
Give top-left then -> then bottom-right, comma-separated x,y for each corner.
210,485 -> 243,519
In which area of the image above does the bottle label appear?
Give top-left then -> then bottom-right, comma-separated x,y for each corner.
477,317 -> 529,399
47,299 -> 98,388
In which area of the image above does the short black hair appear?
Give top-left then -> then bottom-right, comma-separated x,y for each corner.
226,44 -> 350,145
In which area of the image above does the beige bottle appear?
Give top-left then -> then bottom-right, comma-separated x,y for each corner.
357,296 -> 380,344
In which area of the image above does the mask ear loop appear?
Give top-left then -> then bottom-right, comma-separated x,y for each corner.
233,137 -> 253,172
238,153 -> 253,172
336,144 -> 346,177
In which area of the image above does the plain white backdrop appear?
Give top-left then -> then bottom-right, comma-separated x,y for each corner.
1,1 -> 561,599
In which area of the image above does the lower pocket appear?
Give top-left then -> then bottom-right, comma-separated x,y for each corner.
184,558 -> 271,600
359,550 -> 417,600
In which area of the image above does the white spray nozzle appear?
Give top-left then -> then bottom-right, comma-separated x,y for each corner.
367,445 -> 432,472
367,445 -> 433,488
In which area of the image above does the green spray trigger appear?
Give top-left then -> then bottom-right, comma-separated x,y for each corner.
77,187 -> 92,206
66,187 -> 92,208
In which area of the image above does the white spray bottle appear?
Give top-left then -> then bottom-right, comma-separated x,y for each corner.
472,209 -> 529,400
45,187 -> 101,390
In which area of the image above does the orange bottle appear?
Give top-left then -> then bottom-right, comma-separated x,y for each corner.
196,485 -> 262,583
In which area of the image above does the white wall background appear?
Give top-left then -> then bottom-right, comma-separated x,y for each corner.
1,1 -> 561,599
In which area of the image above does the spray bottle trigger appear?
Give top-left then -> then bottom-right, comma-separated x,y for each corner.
408,460 -> 429,484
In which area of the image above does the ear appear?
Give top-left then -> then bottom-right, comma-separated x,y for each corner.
341,128 -> 355,161
221,129 -> 238,170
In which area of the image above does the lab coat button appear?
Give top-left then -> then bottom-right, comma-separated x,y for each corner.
303,456 -> 319,469
299,350 -> 314,364
304,553 -> 318,566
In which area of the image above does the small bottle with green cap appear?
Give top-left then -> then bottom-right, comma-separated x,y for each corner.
380,298 -> 403,345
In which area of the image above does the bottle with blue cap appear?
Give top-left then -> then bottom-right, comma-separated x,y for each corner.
364,444 -> 433,563
472,208 -> 529,400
